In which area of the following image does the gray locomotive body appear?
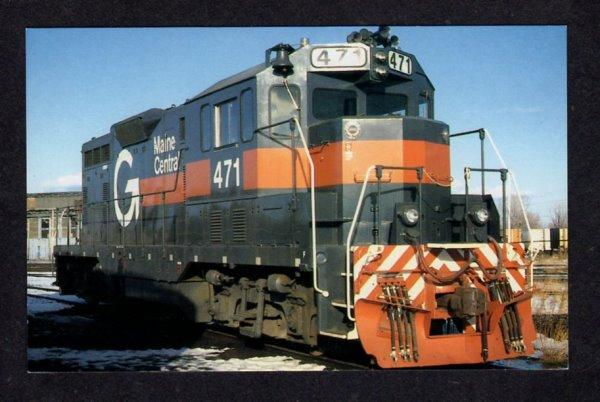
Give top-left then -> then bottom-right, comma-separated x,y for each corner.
55,28 -> 500,347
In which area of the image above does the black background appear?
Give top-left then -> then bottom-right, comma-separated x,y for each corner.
1,0 -> 599,400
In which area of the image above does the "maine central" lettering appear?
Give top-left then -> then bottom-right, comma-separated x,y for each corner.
153,135 -> 179,175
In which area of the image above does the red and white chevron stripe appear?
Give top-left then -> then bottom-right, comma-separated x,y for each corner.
352,242 -> 529,307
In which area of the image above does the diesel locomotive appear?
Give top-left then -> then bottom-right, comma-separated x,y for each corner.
54,27 -> 537,368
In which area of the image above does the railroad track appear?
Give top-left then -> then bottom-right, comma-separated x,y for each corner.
25,286 -> 520,370
28,285 -> 59,292
204,328 -> 372,370
534,274 -> 568,279
27,273 -> 56,278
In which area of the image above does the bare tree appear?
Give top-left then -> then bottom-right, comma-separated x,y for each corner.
507,195 -> 541,229
549,202 -> 568,228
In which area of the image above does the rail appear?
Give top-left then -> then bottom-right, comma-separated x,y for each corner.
345,164 -> 423,322
450,128 -> 486,196
464,167 -> 508,241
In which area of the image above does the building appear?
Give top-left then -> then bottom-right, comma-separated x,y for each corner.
27,192 -> 82,262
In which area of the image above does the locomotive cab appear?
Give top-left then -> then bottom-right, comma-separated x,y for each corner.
303,46 -> 498,246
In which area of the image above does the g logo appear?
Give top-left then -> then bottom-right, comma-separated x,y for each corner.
114,149 -> 140,227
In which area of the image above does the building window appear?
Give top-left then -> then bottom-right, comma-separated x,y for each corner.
70,217 -> 79,240
60,217 -> 69,238
366,93 -> 407,116
179,116 -> 186,141
240,89 -> 254,142
215,98 -> 239,148
28,218 -> 39,239
200,104 -> 212,151
40,218 -> 50,239
313,88 -> 357,119
270,85 -> 300,133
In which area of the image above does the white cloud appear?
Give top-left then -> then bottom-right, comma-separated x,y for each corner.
41,173 -> 81,192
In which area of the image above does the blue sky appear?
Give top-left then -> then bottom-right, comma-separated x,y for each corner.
26,26 -> 566,223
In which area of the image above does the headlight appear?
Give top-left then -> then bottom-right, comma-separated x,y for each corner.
374,66 -> 388,76
375,51 -> 387,62
472,208 -> 489,225
400,208 -> 419,226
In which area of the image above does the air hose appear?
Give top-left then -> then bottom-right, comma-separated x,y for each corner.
411,241 -> 470,285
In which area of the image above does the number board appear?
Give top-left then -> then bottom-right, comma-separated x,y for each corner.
388,51 -> 412,75
311,47 -> 367,68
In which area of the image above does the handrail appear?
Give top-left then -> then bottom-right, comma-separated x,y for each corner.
292,117 -> 328,298
344,164 -> 423,322
345,165 -> 376,321
464,166 -> 508,241
450,128 -> 486,198
253,116 -> 328,298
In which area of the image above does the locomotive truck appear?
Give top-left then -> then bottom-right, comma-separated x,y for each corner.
54,26 -> 537,368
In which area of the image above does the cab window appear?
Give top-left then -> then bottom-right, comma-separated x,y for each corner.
200,104 -> 212,151
366,93 -> 407,116
215,98 -> 239,148
313,88 -> 357,119
419,92 -> 432,119
270,85 -> 300,132
240,89 -> 254,142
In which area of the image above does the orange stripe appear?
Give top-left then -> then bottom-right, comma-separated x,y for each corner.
138,139 -> 449,205
243,139 -> 450,190
139,159 -> 211,207
140,172 -> 184,206
186,159 -> 211,197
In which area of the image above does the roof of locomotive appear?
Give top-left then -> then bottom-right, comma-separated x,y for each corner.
186,62 -> 266,104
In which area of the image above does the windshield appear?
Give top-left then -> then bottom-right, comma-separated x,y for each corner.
366,93 -> 407,116
312,88 -> 357,119
309,72 -> 433,121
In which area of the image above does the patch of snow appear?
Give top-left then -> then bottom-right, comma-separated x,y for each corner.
27,288 -> 85,303
534,333 -> 568,354
491,357 -> 544,370
27,296 -> 73,315
28,347 -> 327,371
27,275 -> 58,289
163,354 -> 327,372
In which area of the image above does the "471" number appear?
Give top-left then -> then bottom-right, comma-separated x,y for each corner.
213,158 -> 240,189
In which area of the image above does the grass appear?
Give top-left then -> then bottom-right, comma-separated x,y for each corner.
533,277 -> 568,367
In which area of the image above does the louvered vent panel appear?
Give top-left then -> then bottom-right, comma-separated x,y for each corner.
102,182 -> 109,201
102,204 -> 108,223
232,208 -> 247,243
182,166 -> 187,198
209,210 -> 223,243
81,187 -> 89,225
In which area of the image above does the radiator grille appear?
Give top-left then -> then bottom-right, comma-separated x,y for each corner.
182,166 -> 187,198
209,209 -> 223,243
232,208 -> 247,243
102,182 -> 109,201
82,187 -> 88,226
102,204 -> 108,223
